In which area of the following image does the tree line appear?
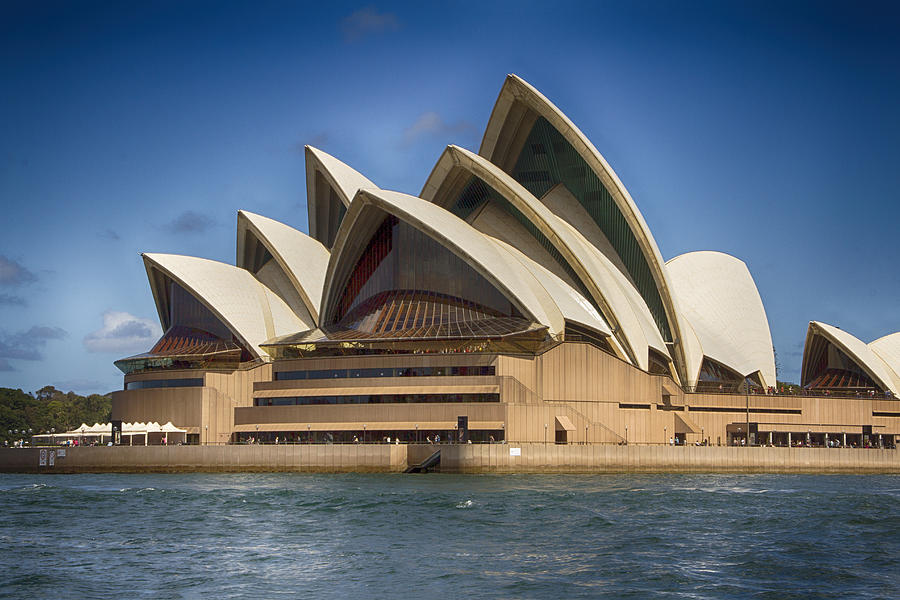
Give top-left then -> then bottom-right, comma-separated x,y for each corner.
0,386 -> 112,445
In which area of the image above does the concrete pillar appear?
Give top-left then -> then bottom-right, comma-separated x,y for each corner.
787,432 -> 791,446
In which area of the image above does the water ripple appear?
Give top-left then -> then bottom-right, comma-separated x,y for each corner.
0,473 -> 897,598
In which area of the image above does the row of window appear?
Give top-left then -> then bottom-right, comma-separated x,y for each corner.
125,378 -> 204,390
253,393 -> 500,406
274,365 -> 496,381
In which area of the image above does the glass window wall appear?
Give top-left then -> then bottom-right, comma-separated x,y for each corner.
275,365 -> 496,380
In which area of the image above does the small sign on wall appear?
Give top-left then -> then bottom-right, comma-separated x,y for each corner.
509,447 -> 521,456
39,449 -> 47,466
48,452 -> 55,467
57,449 -> 65,458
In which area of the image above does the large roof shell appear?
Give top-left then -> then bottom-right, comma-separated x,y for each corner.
305,146 -> 377,247
666,251 -> 776,388
420,144 -> 669,372
143,253 -> 312,358
801,322 -> 900,395
870,332 -> 900,386
236,210 -> 330,324
477,74 -> 699,384
320,188 -> 566,336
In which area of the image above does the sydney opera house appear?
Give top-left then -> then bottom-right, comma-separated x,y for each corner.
111,75 -> 900,449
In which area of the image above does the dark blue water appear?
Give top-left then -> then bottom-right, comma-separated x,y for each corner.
0,474 -> 897,599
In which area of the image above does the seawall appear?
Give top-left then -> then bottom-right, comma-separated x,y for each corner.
2,444 -> 899,474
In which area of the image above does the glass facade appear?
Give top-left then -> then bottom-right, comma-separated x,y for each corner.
696,357 -> 744,392
803,335 -> 880,392
275,365 -> 496,380
115,278 -> 253,375
509,116 -> 672,343
125,378 -> 203,390
254,393 -> 500,406
167,280 -> 235,341
332,215 -> 524,338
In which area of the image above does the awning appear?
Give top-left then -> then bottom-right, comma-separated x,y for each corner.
555,415 -> 575,431
674,412 -> 700,434
661,379 -> 681,396
233,421 -> 505,433
253,384 -> 499,398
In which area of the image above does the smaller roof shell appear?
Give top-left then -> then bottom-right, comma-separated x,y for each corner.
143,253 -> 311,358
666,251 -> 776,388
802,322 -> 900,395
305,146 -> 377,246
236,210 -> 330,324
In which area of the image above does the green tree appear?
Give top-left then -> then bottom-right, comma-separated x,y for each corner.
0,387 -> 112,445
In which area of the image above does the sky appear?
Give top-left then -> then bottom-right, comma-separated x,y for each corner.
1,0 -> 898,394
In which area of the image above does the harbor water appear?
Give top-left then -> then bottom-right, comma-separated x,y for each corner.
1,473 -> 898,598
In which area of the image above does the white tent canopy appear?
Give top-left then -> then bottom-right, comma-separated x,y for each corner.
32,422 -> 187,446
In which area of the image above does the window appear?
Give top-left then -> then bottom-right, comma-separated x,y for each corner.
125,378 -> 203,390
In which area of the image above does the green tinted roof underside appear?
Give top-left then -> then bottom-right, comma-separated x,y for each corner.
509,116 -> 672,342
449,174 -> 599,318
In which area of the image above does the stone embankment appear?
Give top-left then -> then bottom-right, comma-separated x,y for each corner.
2,444 -> 898,474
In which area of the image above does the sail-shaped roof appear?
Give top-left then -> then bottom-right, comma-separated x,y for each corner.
667,251 -> 776,388
321,188 -> 566,336
143,253 -> 311,358
236,210 -> 330,324
421,144 -> 669,371
305,146 -> 378,248
801,322 -> 900,395
477,74 -> 699,383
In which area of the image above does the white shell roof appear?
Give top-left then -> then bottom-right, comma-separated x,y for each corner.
487,236 -> 613,339
305,146 -> 378,247
420,144 -> 668,372
321,188 -> 567,336
666,251 -> 776,387
870,332 -> 900,386
305,146 -> 377,208
237,210 -> 330,323
806,322 -> 900,395
143,253 -> 312,358
477,73 -> 697,384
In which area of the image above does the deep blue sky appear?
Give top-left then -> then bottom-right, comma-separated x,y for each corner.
1,1 -> 898,394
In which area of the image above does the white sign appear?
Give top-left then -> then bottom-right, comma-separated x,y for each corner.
57,449 -> 65,457
39,449 -> 47,466
509,447 -> 521,456
48,452 -> 55,467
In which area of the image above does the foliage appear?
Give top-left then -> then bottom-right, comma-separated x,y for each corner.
0,386 -> 112,444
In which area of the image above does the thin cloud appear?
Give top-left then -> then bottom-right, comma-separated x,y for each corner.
163,210 -> 216,234
341,6 -> 400,42
0,359 -> 13,372
0,255 -> 37,286
0,325 -> 68,361
98,228 -> 120,241
401,111 -> 476,148
83,310 -> 161,354
0,294 -> 26,307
